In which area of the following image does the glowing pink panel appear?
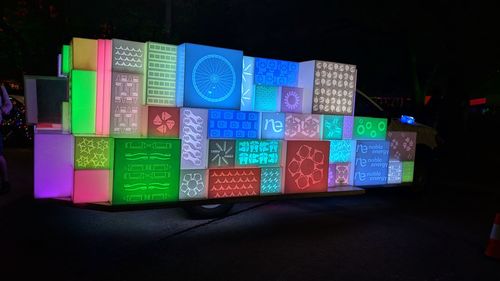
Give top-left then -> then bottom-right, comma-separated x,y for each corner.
34,132 -> 74,198
73,170 -> 110,203
96,39 -> 112,135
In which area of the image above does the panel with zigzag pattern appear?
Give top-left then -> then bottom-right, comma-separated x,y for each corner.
208,168 -> 261,198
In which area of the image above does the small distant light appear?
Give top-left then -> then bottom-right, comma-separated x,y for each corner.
400,115 -> 415,125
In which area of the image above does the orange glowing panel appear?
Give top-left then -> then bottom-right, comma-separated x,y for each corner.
73,170 -> 111,204
147,107 -> 180,137
208,168 -> 261,198
96,39 -> 112,135
285,141 -> 330,194
71,38 -> 97,71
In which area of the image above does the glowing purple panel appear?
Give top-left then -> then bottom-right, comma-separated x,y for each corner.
343,116 -> 354,139
34,132 -> 74,198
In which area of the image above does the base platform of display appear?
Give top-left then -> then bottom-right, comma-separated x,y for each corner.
41,186 -> 366,212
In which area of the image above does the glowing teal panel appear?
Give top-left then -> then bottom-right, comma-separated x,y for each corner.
254,85 -> 279,112
329,140 -> 354,163
322,115 -> 344,140
261,167 -> 281,194
236,140 -> 281,167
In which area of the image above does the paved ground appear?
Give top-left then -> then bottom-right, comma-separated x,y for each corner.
1,148 -> 499,281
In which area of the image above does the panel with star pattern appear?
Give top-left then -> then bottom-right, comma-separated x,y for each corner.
74,137 -> 114,169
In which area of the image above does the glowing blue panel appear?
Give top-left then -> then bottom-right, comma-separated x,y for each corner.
261,112 -> 285,139
254,85 -> 279,112
261,167 -> 281,194
329,140 -> 355,163
176,43 -> 243,109
254,58 -> 298,87
208,109 -> 260,139
322,115 -> 344,140
241,56 -> 255,111
354,140 -> 389,186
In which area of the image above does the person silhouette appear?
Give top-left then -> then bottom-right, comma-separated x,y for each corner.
0,83 -> 13,194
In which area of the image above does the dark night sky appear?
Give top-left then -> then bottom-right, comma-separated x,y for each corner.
1,0 -> 500,103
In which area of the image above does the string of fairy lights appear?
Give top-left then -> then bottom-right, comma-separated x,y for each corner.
2,98 -> 33,143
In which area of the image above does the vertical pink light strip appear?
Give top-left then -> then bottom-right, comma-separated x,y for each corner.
95,39 -> 112,135
103,39 -> 112,135
96,39 -> 105,135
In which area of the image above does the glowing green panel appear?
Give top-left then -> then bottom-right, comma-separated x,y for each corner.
353,117 -> 387,140
71,70 -> 96,135
235,140 -> 281,167
112,138 -> 180,205
62,101 -> 70,132
402,161 -> 414,182
62,45 -> 70,75
74,137 -> 113,169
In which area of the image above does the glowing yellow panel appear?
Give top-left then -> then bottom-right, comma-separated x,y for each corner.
71,38 -> 97,71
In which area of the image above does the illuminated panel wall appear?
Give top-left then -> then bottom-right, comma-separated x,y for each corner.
145,42 -> 177,105
387,160 -> 403,184
285,141 -> 329,193
74,137 -> 113,169
402,161 -> 414,182
179,169 -> 207,200
322,115 -> 344,140
254,58 -> 298,87
354,140 -> 390,186
284,113 -> 320,140
261,167 -> 282,194
96,39 -> 112,135
261,112 -> 285,139
311,61 -> 356,115
240,56 -> 255,111
353,117 -> 387,140
147,107 -> 180,137
387,131 -> 417,161
34,133 -> 74,198
110,72 -> 142,135
112,138 -> 180,205
281,87 -> 304,113
176,43 -> 243,109
329,140 -> 355,163
61,45 -> 70,75
236,140 -> 282,167
208,168 -> 261,198
208,109 -> 259,139
328,163 -> 351,187
71,70 -> 96,135
180,108 -> 208,169
112,39 -> 145,74
254,85 -> 279,112
71,38 -> 97,71
208,140 -> 235,168
73,170 -> 111,203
